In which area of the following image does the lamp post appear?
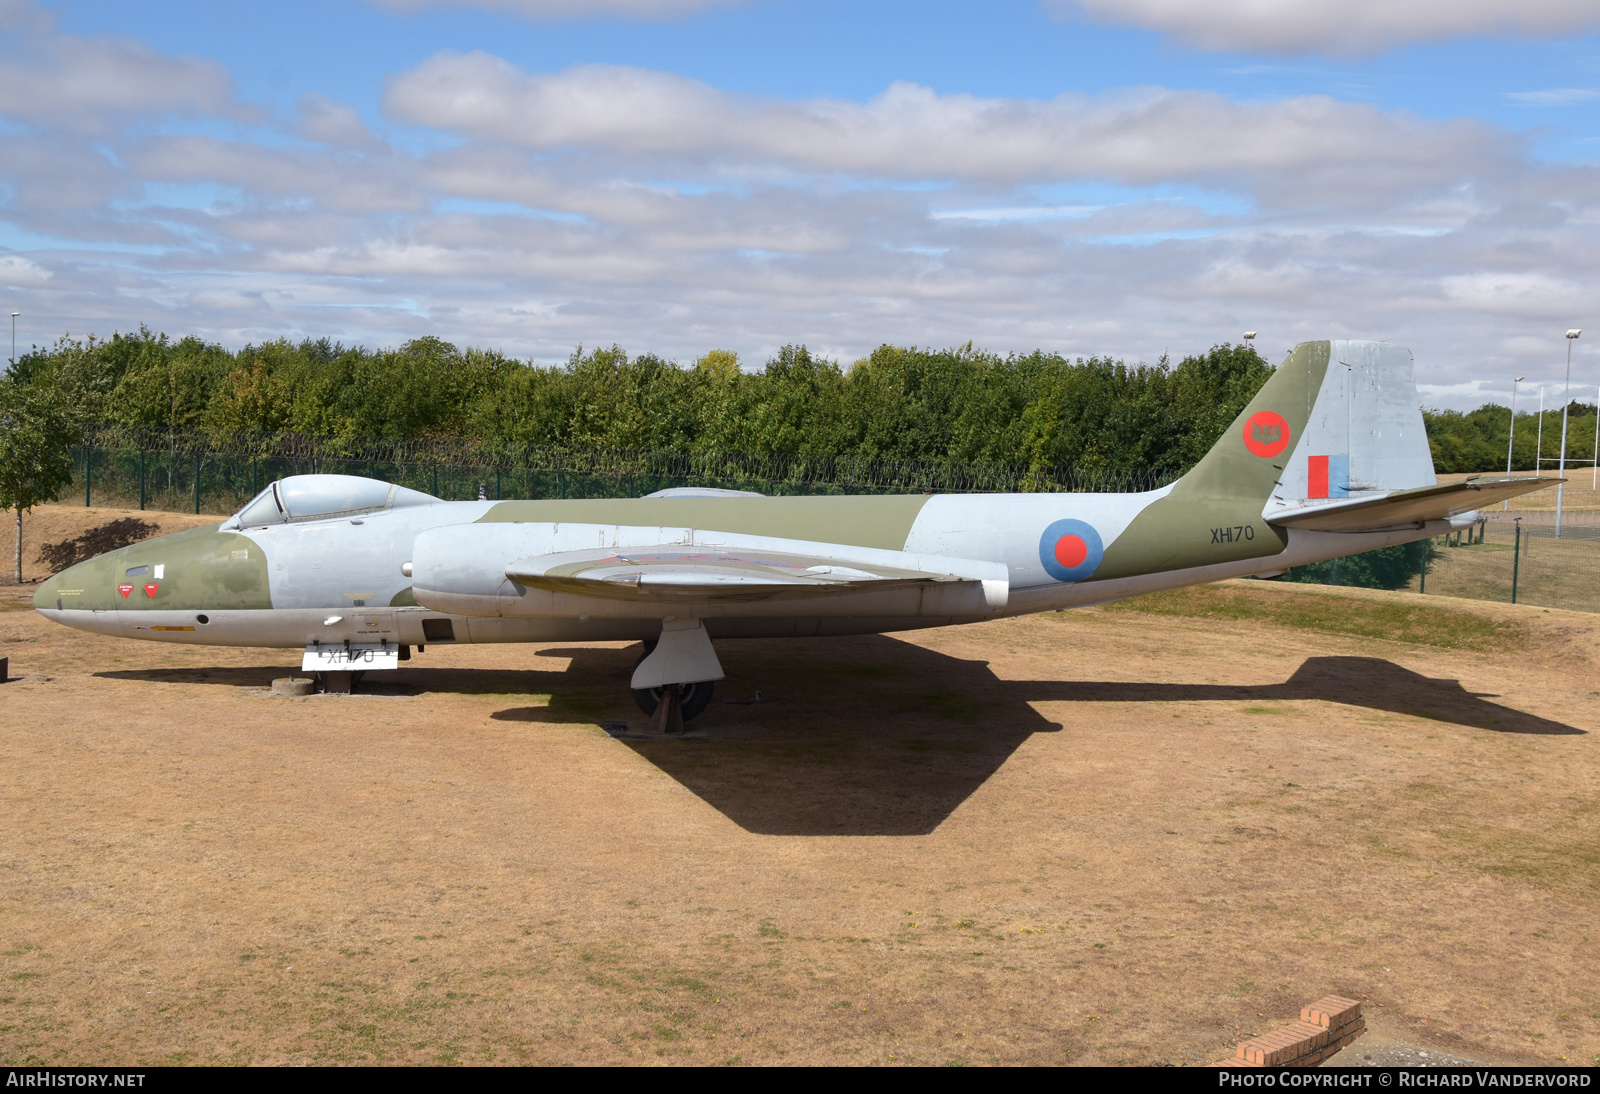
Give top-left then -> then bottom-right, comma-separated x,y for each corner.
1557,329 -> 1582,538
8,311 -> 16,371
1592,383 -> 1599,490
1536,384 -> 1546,480
1505,375 -> 1524,510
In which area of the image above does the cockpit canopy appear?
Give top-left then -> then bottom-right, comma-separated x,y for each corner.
223,474 -> 440,529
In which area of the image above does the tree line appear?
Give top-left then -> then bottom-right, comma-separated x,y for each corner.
1422,402 -> 1599,475
6,327 -> 1272,474
5,326 -> 1592,475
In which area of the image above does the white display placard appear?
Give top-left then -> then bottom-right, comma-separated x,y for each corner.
302,643 -> 401,672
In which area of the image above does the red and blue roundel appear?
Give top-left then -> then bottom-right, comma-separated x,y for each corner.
1039,518 -> 1104,583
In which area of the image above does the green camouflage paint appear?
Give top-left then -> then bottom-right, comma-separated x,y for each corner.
476,495 -> 934,552
36,524 -> 273,612
1092,341 -> 1330,582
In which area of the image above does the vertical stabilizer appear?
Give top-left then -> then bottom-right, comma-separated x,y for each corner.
1092,339 -> 1437,581
1093,341 -> 1329,579
1262,340 -> 1435,519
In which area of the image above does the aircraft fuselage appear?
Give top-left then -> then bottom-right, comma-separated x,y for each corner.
34,490 -> 1452,650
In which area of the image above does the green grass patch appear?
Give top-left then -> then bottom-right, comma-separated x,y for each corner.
1099,584 -> 1526,652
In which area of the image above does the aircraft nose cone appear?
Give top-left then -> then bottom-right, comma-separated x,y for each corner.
35,568 -> 63,611
35,556 -> 102,612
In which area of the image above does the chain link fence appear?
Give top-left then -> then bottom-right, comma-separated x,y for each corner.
1407,511 -> 1600,613
1285,508 -> 1600,614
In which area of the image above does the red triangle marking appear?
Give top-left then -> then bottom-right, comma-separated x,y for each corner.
117,584 -> 133,598
144,584 -> 159,598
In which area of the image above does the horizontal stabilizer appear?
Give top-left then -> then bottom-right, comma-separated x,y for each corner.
1266,477 -> 1561,532
504,531 -> 1009,608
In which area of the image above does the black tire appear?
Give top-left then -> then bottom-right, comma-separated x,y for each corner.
632,680 -> 716,721
631,641 -> 715,721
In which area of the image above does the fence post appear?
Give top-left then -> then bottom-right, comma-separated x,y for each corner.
1511,519 -> 1522,604
495,467 -> 501,500
1419,539 -> 1427,594
84,448 -> 92,506
193,453 -> 201,514
432,465 -> 439,498
138,450 -> 146,510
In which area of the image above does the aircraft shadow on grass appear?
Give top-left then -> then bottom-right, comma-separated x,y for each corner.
98,639 -> 1582,838
498,638 -> 1584,836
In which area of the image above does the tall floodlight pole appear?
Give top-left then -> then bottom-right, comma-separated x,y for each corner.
1505,375 -> 1524,510
1592,383 -> 1599,490
1556,329 -> 1581,538
1536,385 -> 1546,481
8,311 -> 16,371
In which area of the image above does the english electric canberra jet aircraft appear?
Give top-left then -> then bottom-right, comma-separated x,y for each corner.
37,340 -> 1557,726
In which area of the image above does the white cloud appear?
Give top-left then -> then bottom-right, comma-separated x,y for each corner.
0,33 -> 242,134
0,255 -> 51,285
1055,0 -> 1600,55
0,0 -> 52,32
370,0 -> 740,19
384,54 -> 1508,202
1505,88 -> 1600,105
300,92 -> 383,148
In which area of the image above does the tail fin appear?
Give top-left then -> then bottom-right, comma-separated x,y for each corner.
1092,340 -> 1436,580
1181,339 -> 1435,510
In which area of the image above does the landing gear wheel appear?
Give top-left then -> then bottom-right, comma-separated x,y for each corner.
631,641 -> 715,722
632,680 -> 715,722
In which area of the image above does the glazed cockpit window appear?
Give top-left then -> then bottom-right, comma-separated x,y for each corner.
278,476 -> 396,521
226,475 -> 437,530
235,485 -> 285,527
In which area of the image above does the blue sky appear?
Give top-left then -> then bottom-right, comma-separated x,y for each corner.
4,0 -> 1600,406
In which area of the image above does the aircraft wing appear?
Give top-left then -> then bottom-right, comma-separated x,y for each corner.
1266,476 -> 1561,533
503,532 -> 1009,607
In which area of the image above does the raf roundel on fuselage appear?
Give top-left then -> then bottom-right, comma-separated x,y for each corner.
1038,518 -> 1104,583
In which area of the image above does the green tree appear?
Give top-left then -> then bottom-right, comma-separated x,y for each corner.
1422,401 -> 1598,474
0,379 -> 78,584
1284,541 -> 1428,590
107,332 -> 232,430
1165,343 -> 1273,468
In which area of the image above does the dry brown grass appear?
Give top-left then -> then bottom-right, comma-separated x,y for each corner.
1,510 -> 1598,1066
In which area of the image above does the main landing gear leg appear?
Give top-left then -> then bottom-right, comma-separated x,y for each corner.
645,684 -> 685,734
630,619 -> 724,729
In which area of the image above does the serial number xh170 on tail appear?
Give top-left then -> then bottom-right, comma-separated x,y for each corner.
37,341 -> 1558,729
